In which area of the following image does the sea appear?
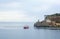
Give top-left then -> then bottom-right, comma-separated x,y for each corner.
0,22 -> 60,39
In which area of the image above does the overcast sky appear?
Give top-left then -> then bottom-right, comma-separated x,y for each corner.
0,0 -> 60,22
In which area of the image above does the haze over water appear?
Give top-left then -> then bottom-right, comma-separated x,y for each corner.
0,22 -> 60,39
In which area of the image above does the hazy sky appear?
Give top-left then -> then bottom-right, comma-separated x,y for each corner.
0,0 -> 60,22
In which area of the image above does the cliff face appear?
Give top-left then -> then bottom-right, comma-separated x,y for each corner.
45,13 -> 60,26
45,13 -> 60,22
45,16 -> 60,23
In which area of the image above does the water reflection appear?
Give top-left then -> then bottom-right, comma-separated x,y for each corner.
33,27 -> 60,39
0,26 -> 60,39
34,27 -> 60,30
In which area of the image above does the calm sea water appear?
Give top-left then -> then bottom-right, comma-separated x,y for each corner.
0,22 -> 60,39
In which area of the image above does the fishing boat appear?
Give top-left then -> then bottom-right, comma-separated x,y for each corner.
23,25 -> 29,29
